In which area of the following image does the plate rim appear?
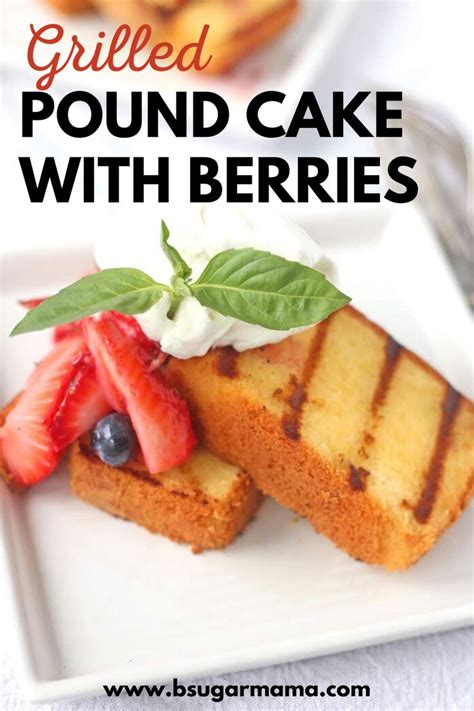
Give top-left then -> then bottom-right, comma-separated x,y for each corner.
1,232 -> 473,704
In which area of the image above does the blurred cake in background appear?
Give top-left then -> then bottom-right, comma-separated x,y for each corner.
45,0 -> 91,12
44,0 -> 300,73
163,0 -> 300,74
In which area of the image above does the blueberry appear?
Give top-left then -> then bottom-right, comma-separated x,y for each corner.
91,413 -> 137,467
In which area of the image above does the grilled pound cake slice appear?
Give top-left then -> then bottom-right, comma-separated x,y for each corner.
165,306 -> 474,569
165,0 -> 299,74
70,438 -> 261,552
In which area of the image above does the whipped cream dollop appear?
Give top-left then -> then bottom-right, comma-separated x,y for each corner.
94,206 -> 331,359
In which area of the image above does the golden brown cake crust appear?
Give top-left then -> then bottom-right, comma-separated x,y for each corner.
165,306 -> 474,570
69,440 -> 261,552
1,400 -> 261,552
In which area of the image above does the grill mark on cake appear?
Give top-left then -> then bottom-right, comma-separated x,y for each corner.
281,321 -> 329,441
287,375 -> 307,410
349,464 -> 371,491
79,442 -> 206,498
80,443 -> 165,488
124,468 -> 165,488
216,347 -> 239,378
282,375 -> 307,440
357,337 -> 403,462
282,417 -> 300,441
414,385 -> 461,524
371,336 -> 403,414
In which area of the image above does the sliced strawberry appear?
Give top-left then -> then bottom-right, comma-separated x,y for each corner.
83,314 -> 196,473
80,313 -> 166,412
53,321 -> 83,343
109,312 -> 167,371
81,318 -> 126,412
46,352 -> 111,450
19,297 -> 46,309
0,335 -> 87,486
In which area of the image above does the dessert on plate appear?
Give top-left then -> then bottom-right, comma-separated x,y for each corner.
45,0 -> 300,74
0,312 -> 260,551
166,305 -> 474,570
1,206 -> 472,569
71,439 -> 261,553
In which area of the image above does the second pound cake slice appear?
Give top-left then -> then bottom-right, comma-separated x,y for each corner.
71,439 -> 261,553
165,306 -> 474,569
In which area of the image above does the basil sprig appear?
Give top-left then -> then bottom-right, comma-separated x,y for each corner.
11,221 -> 350,337
160,220 -> 193,318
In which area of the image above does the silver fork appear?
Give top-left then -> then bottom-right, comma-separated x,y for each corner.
378,95 -> 474,308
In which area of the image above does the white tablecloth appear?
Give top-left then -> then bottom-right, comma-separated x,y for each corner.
1,628 -> 473,710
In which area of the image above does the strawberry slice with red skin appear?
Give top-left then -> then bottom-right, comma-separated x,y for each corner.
83,314 -> 196,473
108,312 -> 168,371
53,321 -> 84,343
80,313 -> 166,412
81,319 -> 126,413
46,351 -> 111,451
0,335 -> 87,486
18,297 -> 46,309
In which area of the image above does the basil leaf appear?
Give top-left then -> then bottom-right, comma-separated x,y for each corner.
11,268 -> 169,336
160,220 -> 192,282
192,248 -> 350,330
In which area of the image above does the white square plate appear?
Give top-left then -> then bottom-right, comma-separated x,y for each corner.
1,206 -> 473,703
